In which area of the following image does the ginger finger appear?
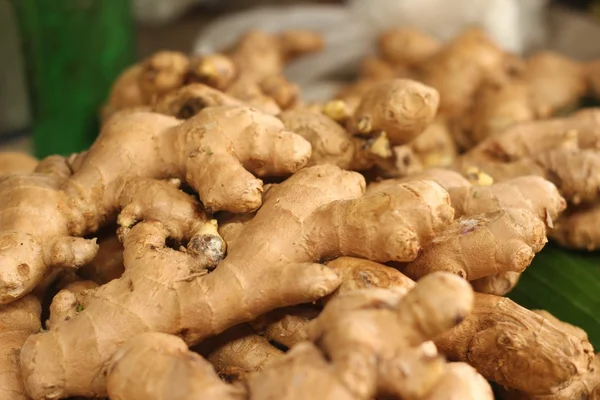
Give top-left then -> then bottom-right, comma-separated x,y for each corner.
435,293 -> 595,394
250,306 -> 318,349
107,332 -> 245,400
401,209 -> 546,282
470,271 -> 522,296
0,296 -> 41,400
347,79 -> 440,145
551,203 -> 600,251
520,51 -> 587,118
378,28 -> 441,68
199,324 -> 283,382
448,176 -> 566,227
188,54 -> 237,91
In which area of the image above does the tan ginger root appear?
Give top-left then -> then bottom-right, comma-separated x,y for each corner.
435,293 -> 594,395
105,273 -> 485,400
20,164 -> 454,398
401,208 -> 547,282
256,272 -> 479,400
0,152 -> 37,176
107,332 -> 245,400
198,324 -> 283,382
0,296 -> 41,400
519,51 -> 587,118
250,306 -> 318,349
455,111 -> 600,205
347,79 -> 440,146
416,27 -> 518,118
0,105 -> 311,304
378,28 -> 441,68
399,176 -> 565,288
550,203 -> 600,251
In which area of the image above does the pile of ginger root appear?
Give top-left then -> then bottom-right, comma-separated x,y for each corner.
2,26 -> 600,400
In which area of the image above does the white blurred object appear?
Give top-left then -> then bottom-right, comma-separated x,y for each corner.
191,0 -> 549,91
133,0 -> 218,25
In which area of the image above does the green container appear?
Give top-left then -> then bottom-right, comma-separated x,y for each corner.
11,0 -> 135,157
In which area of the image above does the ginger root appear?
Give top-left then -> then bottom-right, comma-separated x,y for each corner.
20,164 -> 454,398
105,273 -> 485,400
0,152 -> 37,176
0,296 -> 41,400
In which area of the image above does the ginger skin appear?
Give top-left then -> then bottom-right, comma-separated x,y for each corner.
0,296 -> 41,400
20,164 -> 453,399
0,106 -> 311,304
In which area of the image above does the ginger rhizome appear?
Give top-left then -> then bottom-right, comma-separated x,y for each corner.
0,105 -> 310,304
0,296 -> 41,400
103,29 -> 323,119
20,164 -> 455,398
105,273 -> 490,400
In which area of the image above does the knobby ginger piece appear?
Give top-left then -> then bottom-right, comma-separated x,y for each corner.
402,209 -> 547,282
347,79 -> 440,145
250,306 -> 318,349
520,51 -> 587,118
107,332 -> 245,400
435,293 -> 595,394
0,106 -> 311,304
199,324 -> 283,382
378,28 -> 441,68
0,296 -> 41,400
551,203 -> 600,251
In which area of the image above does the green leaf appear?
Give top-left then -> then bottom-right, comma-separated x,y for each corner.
509,244 -> 600,349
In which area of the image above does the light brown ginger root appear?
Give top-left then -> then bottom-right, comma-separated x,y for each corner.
550,203 -> 600,251
0,105 -> 311,304
435,293 -> 595,395
501,353 -> 600,400
250,306 -> 318,349
378,28 -> 441,68
400,208 -> 546,282
347,79 -> 440,146
106,273 -> 481,400
448,176 -> 566,227
416,27 -> 519,118
0,295 -> 41,400
455,113 -> 600,205
107,332 -> 245,400
0,152 -> 37,176
102,51 -> 191,120
278,109 -> 390,170
20,164 -> 453,398
302,257 -> 595,396
292,272 -> 476,400
519,51 -> 587,118
198,324 -> 283,382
